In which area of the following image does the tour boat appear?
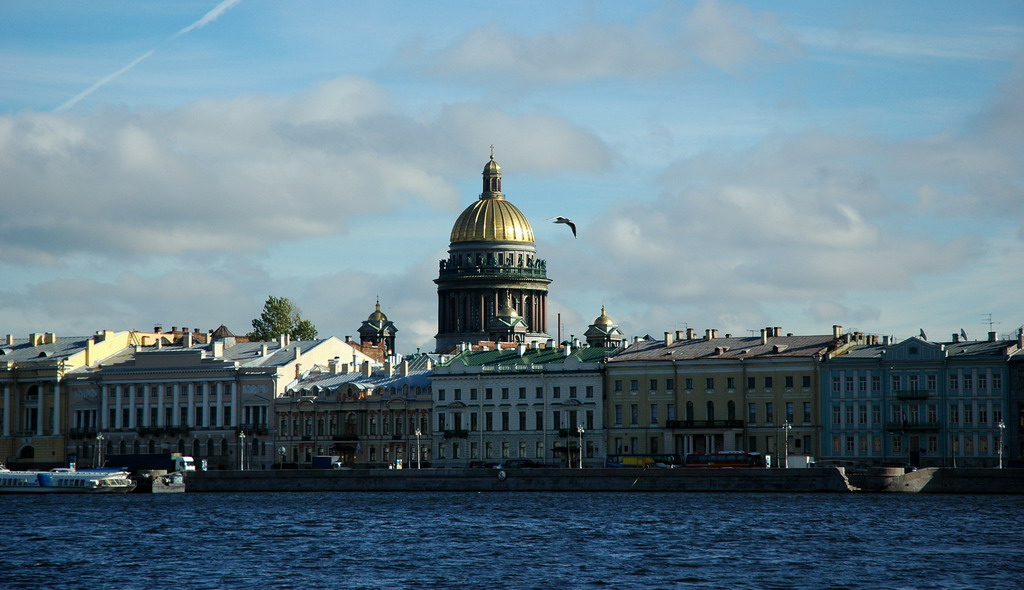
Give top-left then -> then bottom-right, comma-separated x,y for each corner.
0,464 -> 137,493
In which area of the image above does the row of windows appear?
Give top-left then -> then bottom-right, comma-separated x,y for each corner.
830,433 -> 1000,455
829,404 -> 1004,426
830,373 -> 1003,394
614,375 -> 812,393
436,440 -> 598,461
103,405 -> 234,429
438,409 -> 595,432
107,383 -> 230,398
437,385 -> 594,401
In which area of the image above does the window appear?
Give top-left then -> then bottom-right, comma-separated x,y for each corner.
872,376 -> 880,392
553,411 -> 561,429
858,376 -> 867,392
909,375 -> 919,391
845,406 -> 854,425
630,404 -> 639,425
585,386 -> 594,398
650,404 -> 659,424
518,387 -> 526,399
979,406 -> 988,425
927,374 -> 936,391
686,378 -> 694,390
832,436 -> 841,453
872,404 -> 880,425
993,374 -> 1002,391
470,388 -> 477,400
749,437 -> 757,452
964,405 -> 973,424
569,386 -> 577,399
765,402 -> 774,424
949,375 -> 958,391
501,412 -> 509,431
845,377 -> 854,392
785,376 -> 794,389
964,375 -> 973,390
831,377 -> 841,393
846,436 -> 854,453
630,380 -> 639,392
727,377 -> 736,390
614,380 -> 622,392
748,403 -> 757,425
892,435 -> 902,453
891,375 -> 900,392
438,414 -> 446,431
453,389 -> 461,401
649,379 -> 658,391
552,387 -> 560,399
705,378 -> 714,391
803,402 -> 812,424
979,374 -> 988,391
764,377 -> 773,390
706,401 -> 715,421
666,379 -> 674,391
786,402 -> 794,423
535,411 -> 543,430
858,405 -> 867,424
803,375 -> 812,389
519,412 -> 527,431
536,387 -> 544,399
438,389 -> 446,401
832,406 -> 841,425
484,412 -> 492,431
614,405 -> 622,426
484,388 -> 492,400
667,404 -> 675,420
747,377 -> 755,390
471,413 -> 478,431
927,405 -> 937,423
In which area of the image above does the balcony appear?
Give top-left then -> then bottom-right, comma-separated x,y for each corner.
895,389 -> 932,400
885,421 -> 940,432
665,419 -> 744,430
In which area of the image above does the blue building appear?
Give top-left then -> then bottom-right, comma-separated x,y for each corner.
820,331 -> 1021,468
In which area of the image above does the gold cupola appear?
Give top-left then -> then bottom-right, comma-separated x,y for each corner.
449,153 -> 535,243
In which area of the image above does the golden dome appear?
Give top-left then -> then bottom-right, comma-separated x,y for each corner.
497,300 -> 520,318
450,153 -> 535,243
594,306 -> 613,326
368,301 -> 387,322
450,198 -> 535,243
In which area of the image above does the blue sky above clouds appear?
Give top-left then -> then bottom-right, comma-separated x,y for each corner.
0,1 -> 1021,352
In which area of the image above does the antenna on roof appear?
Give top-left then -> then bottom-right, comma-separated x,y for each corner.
981,312 -> 998,333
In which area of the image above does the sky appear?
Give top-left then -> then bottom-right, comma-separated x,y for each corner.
1,1 -> 1022,354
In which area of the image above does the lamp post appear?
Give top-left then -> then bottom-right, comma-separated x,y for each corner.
238,430 -> 246,471
415,427 -> 422,469
278,446 -> 286,470
577,425 -> 585,469
997,420 -> 1005,469
95,433 -> 105,468
782,421 -> 792,469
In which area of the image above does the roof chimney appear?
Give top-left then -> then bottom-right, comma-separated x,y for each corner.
4,334 -> 13,346
760,329 -> 768,345
952,333 -> 959,343
362,361 -> 372,377
675,330 -> 685,341
213,341 -> 224,357
517,343 -> 527,356
833,325 -> 843,339
664,332 -> 674,346
384,361 -> 394,377
686,328 -> 695,340
328,358 -> 338,374
704,329 -> 713,341
400,360 -> 409,376
988,331 -> 997,342
774,326 -> 782,337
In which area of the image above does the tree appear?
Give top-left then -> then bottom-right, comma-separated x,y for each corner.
247,296 -> 319,341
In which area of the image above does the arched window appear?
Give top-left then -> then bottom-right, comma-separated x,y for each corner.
177,439 -> 186,454
207,439 -> 215,456
148,440 -> 156,453
132,440 -> 141,454
192,439 -> 201,457
685,401 -> 694,421
221,439 -> 229,456
707,401 -> 715,422
727,400 -> 736,421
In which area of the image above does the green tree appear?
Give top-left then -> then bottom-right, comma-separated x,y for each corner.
247,296 -> 319,341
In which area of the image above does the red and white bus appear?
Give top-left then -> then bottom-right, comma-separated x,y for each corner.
684,451 -> 767,468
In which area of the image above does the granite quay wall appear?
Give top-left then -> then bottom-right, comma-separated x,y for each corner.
861,467 -> 1024,494
185,467 -> 854,493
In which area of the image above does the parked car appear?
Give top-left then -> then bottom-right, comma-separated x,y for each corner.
493,459 -> 542,469
468,461 -> 496,468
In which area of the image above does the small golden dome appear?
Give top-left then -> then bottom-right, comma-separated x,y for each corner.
483,157 -> 501,174
594,306 -> 613,326
368,301 -> 387,322
497,300 -> 519,318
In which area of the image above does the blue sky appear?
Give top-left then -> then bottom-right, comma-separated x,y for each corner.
1,1 -> 1021,353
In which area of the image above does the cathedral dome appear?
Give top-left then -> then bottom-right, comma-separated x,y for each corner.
449,153 -> 534,243
450,198 -> 535,243
367,301 -> 387,323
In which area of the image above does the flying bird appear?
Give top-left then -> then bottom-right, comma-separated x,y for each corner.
550,216 -> 577,238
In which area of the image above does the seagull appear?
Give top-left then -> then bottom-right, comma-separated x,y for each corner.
550,216 -> 577,238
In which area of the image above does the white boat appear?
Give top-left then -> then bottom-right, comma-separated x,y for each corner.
0,464 -> 137,493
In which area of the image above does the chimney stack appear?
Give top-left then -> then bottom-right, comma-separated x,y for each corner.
988,331 -> 997,342
664,332 -> 674,346
760,329 -> 768,345
686,328 -> 695,340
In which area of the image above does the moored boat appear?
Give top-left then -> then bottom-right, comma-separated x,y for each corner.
0,464 -> 136,493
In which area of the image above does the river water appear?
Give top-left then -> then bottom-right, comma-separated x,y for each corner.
1,492 -> 1021,589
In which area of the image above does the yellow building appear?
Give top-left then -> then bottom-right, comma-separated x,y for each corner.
605,326 -> 854,465
1,330 -> 133,468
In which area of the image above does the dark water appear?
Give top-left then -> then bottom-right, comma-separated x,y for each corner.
1,492 -> 1021,589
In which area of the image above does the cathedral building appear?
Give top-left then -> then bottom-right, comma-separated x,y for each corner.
434,153 -> 551,352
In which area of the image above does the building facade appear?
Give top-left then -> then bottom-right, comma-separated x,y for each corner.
820,331 -> 1021,468
431,342 -> 615,468
605,327 -> 853,465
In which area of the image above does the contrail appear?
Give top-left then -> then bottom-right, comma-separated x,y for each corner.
55,0 -> 243,112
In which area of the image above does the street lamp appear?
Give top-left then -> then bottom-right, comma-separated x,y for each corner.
997,420 -> 1005,469
415,427 -> 422,469
782,421 -> 792,469
95,433 -> 105,468
577,425 -> 585,469
238,430 -> 246,471
278,446 -> 286,470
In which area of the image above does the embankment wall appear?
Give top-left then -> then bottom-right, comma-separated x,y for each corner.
186,467 -> 854,493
